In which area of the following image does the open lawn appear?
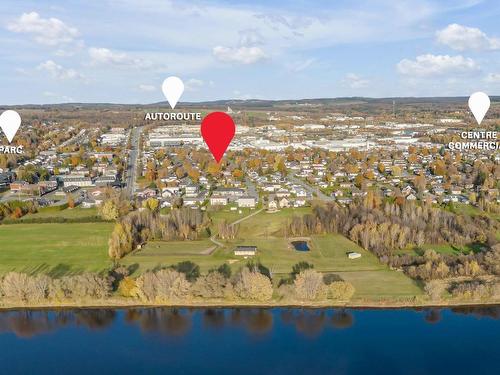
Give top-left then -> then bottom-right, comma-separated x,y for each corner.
120,208 -> 422,298
0,207 -> 423,299
448,203 -> 500,222
16,207 -> 100,222
236,207 -> 311,237
0,222 -> 113,276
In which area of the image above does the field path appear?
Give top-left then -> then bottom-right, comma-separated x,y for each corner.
230,208 -> 264,226
209,208 -> 264,251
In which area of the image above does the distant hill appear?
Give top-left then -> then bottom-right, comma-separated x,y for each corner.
2,96 -> 499,110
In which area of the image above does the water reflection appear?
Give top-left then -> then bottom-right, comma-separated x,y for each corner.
74,309 -> 116,330
0,306 -> 498,339
451,306 -> 500,319
331,310 -> 355,329
125,308 -> 193,336
424,309 -> 442,324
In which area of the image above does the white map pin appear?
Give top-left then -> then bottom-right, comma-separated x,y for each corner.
0,110 -> 22,143
162,76 -> 184,109
468,92 -> 490,125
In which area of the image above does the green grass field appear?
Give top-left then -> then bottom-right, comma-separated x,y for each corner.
448,203 -> 500,221
17,207 -> 100,221
0,207 -> 423,299
120,208 -> 422,298
0,222 -> 113,276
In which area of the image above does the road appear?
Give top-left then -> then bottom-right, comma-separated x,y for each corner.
244,177 -> 258,198
59,129 -> 87,148
288,174 -> 335,202
125,126 -> 142,198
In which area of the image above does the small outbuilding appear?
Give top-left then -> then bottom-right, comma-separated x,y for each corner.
234,245 -> 257,256
347,252 -> 362,259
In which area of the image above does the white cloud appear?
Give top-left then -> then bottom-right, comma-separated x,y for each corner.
185,78 -> 204,91
138,84 -> 156,92
436,24 -> 500,51
7,12 -> 80,46
88,47 -> 152,68
286,58 -> 315,73
37,60 -> 84,80
213,46 -> 267,64
397,54 -> 479,77
343,73 -> 369,89
485,73 -> 500,83
238,29 -> 264,46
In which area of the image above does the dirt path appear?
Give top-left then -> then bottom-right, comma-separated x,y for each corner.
200,245 -> 217,255
230,208 -> 264,226
207,208 -> 264,253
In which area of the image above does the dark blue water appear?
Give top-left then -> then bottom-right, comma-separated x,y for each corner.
292,240 -> 309,251
0,307 -> 499,374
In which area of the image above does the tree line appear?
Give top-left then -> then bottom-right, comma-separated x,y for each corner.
108,208 -> 211,259
0,262 -> 356,305
286,200 -> 500,283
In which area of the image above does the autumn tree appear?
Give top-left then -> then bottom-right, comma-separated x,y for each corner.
294,269 -> 327,301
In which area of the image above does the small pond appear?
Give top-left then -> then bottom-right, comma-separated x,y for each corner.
292,241 -> 310,252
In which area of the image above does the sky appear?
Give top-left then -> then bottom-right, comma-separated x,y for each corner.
1,0 -> 500,104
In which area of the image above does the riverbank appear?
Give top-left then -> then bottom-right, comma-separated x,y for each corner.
1,298 -> 499,311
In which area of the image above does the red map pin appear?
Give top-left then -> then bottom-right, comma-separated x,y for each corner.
201,112 -> 235,163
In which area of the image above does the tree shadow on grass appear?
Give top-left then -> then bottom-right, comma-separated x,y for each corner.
20,263 -> 52,276
47,263 -> 84,278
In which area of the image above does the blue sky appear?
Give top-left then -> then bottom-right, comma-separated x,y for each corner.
1,0 -> 500,104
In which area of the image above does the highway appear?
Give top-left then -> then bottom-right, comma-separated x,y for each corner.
124,126 -> 142,198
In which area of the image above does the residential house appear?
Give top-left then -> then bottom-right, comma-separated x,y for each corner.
279,197 -> 290,208
210,196 -> 228,206
237,196 -> 256,208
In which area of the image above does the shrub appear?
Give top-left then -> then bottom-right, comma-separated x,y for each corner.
172,261 -> 200,282
291,262 -> 314,280
1,272 -> 30,301
328,281 -> 355,301
118,276 -> 140,298
234,268 -> 273,301
191,271 -> 227,299
136,269 -> 191,302
99,200 -> 120,221
0,272 -> 51,303
276,283 -> 295,302
294,269 -> 327,301
61,273 -> 112,300
109,265 -> 130,290
424,280 -> 447,302
449,281 -> 492,301
323,273 -> 343,285
212,263 -> 231,279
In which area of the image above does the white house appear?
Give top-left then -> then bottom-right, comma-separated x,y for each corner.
210,196 -> 228,206
237,196 -> 256,208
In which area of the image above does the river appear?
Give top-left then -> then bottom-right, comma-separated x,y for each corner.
0,307 -> 499,374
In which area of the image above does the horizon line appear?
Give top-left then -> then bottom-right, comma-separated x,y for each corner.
1,94 -> 499,107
